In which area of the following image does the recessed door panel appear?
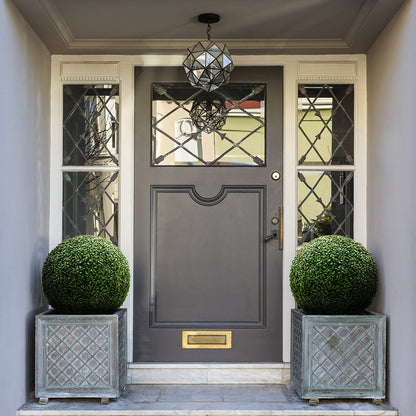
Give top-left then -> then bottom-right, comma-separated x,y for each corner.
151,186 -> 264,327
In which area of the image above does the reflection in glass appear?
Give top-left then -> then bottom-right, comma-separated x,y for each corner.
63,84 -> 119,166
298,84 -> 354,166
62,171 -> 119,245
190,93 -> 227,133
152,83 -> 265,166
297,170 -> 353,245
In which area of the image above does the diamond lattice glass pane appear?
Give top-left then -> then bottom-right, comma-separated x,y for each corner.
152,83 -> 265,166
62,171 -> 119,245
297,170 -> 353,245
63,85 -> 119,166
298,84 -> 354,166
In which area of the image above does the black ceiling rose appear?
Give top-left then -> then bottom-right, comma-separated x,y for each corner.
198,13 -> 220,24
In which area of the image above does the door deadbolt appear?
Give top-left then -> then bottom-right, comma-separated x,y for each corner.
271,217 -> 279,225
271,171 -> 280,181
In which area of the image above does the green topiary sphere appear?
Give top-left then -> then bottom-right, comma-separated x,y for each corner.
289,235 -> 377,314
42,235 -> 130,314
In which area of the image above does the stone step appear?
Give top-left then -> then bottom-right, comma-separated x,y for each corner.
17,384 -> 398,416
127,363 -> 291,384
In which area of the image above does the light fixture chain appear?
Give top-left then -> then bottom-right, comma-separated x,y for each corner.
207,23 -> 211,40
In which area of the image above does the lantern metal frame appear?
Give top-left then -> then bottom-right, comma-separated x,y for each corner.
183,13 -> 234,92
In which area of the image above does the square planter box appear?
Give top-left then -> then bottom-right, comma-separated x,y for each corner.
291,308 -> 386,405
35,308 -> 127,404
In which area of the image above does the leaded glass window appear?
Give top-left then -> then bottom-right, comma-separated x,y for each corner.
63,85 -> 119,166
298,84 -> 354,166
297,170 -> 353,244
62,84 -> 119,244
152,83 -> 265,166
297,84 -> 355,245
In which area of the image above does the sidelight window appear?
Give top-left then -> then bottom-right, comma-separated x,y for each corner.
297,84 -> 354,245
61,84 -> 120,244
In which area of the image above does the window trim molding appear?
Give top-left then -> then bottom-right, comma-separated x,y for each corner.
50,54 -> 367,363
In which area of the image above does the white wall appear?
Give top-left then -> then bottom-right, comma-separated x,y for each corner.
0,1 -> 51,415
367,1 -> 416,415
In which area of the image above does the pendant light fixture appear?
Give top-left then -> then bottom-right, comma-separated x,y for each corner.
183,13 -> 234,92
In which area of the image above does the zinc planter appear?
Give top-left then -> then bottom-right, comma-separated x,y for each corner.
291,309 -> 386,405
35,308 -> 127,405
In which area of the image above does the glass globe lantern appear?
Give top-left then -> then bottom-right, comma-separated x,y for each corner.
183,13 -> 234,92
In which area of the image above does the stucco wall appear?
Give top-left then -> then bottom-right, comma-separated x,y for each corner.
0,1 -> 51,415
367,1 -> 416,415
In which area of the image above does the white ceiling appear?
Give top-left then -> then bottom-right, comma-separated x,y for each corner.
10,0 -> 405,54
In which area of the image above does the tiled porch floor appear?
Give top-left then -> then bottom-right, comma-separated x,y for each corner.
17,384 -> 397,416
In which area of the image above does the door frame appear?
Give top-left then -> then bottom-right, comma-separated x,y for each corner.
49,54 -> 367,364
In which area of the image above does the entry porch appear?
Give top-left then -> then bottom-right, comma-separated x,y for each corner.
18,383 -> 398,416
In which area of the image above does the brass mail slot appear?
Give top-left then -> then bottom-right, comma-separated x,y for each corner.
182,331 -> 232,349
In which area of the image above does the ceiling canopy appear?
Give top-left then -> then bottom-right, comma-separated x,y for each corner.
10,0 -> 404,54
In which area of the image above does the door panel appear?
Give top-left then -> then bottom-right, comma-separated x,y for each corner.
150,185 -> 264,327
134,66 -> 283,362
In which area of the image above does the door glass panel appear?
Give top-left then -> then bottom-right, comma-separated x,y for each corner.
63,84 -> 119,166
298,84 -> 354,166
152,83 -> 265,166
297,170 -> 354,245
62,171 -> 119,244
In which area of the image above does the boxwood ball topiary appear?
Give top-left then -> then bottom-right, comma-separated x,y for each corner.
290,235 -> 377,314
42,235 -> 130,314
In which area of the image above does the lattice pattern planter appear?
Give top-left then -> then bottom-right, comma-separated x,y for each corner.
291,309 -> 386,405
35,309 -> 127,404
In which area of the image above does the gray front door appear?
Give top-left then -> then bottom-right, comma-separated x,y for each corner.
134,66 -> 283,362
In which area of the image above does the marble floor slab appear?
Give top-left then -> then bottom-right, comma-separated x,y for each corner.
17,384 -> 398,416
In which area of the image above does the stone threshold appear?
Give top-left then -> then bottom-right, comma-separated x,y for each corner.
127,363 -> 291,384
17,384 -> 398,416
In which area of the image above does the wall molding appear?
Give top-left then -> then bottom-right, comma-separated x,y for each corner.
297,75 -> 359,82
66,38 -> 350,51
60,76 -> 119,82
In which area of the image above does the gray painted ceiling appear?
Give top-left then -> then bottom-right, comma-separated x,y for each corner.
10,0 -> 405,54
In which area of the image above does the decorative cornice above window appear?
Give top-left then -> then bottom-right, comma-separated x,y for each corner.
60,76 -> 119,82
